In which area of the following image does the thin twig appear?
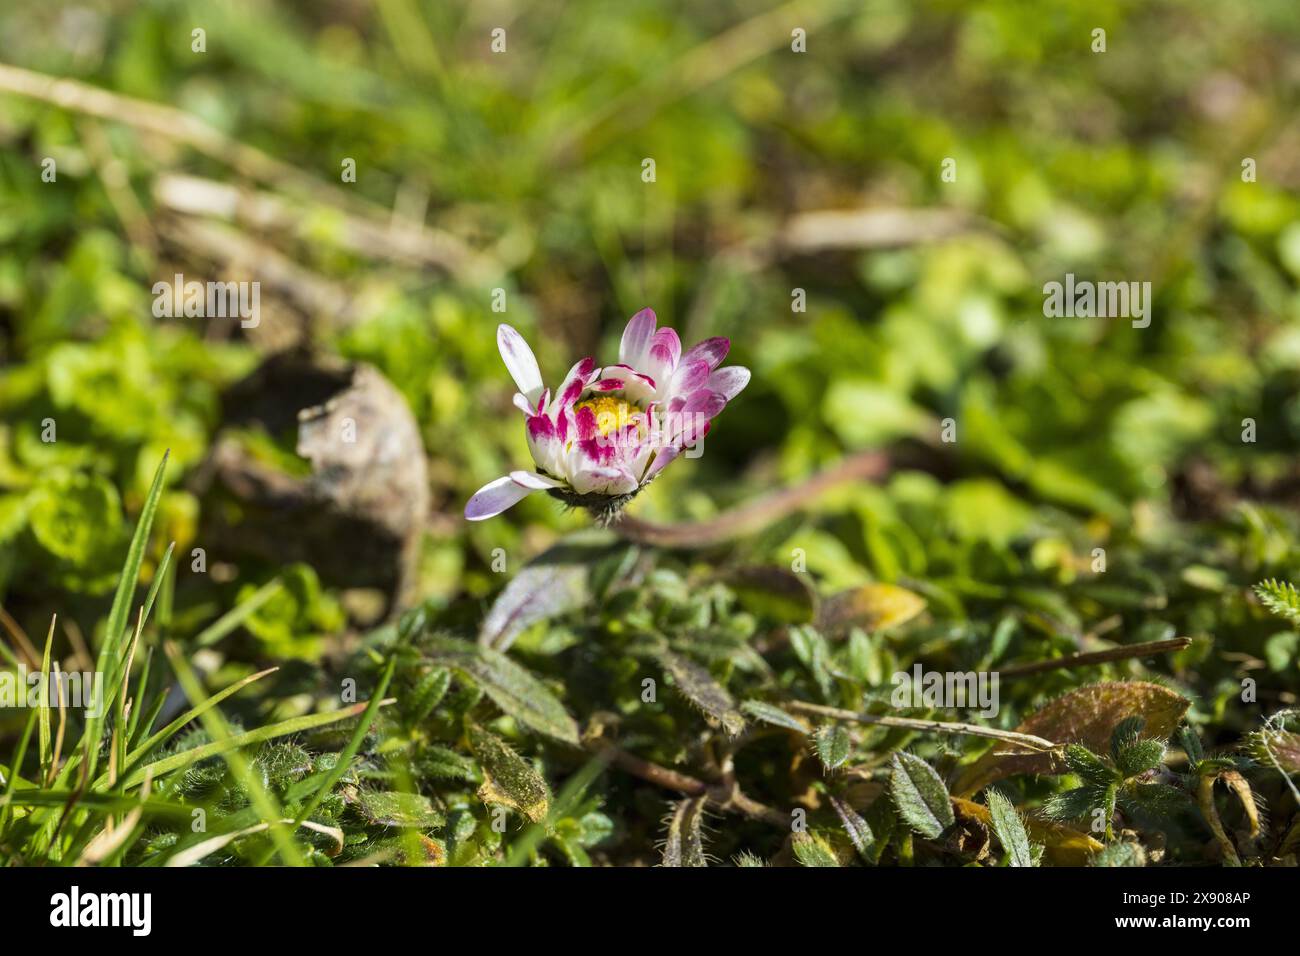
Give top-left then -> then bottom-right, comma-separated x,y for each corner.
583,728 -> 787,827
782,700 -> 1060,754
997,637 -> 1193,679
615,449 -> 891,548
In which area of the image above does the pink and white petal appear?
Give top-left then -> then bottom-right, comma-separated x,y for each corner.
707,365 -> 750,402
570,462 -> 638,496
512,393 -> 534,416
552,357 -> 596,412
681,387 -> 727,419
497,325 -> 545,406
526,414 -> 563,474
510,470 -> 563,490
602,364 -> 657,403
589,377 -> 624,392
619,308 -> 657,368
644,444 -> 681,481
628,438 -> 657,481
681,336 -> 730,371
648,327 -> 681,371
465,475 -> 537,521
667,359 -> 711,400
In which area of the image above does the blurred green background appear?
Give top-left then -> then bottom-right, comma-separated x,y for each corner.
1,0 -> 1299,696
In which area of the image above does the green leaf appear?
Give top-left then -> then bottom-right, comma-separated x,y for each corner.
1064,744 -> 1117,787
1115,739 -> 1166,778
349,789 -> 445,828
417,745 -> 478,782
1091,841 -> 1147,867
828,795 -> 874,862
27,471 -> 123,567
659,650 -> 745,736
814,724 -> 852,770
74,451 -> 168,786
1042,785 -> 1107,822
467,722 -> 551,823
1109,716 -> 1146,763
985,789 -> 1034,867
792,831 -> 841,867
406,667 -> 452,725
1254,579 -> 1300,627
788,624 -> 834,700
117,699 -> 385,789
427,637 -> 579,745
740,700 -> 811,734
890,752 -> 954,839
1175,724 -> 1204,769
661,796 -> 709,867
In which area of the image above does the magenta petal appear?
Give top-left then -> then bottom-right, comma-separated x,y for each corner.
575,405 -> 598,441
465,475 -> 535,521
557,357 -> 596,408
681,336 -> 729,371
527,413 -> 556,441
578,437 -> 617,466
591,378 -> 624,392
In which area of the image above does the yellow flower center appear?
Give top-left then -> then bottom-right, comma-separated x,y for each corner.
574,395 -> 643,437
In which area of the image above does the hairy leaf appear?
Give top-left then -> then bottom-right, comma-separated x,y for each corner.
467,723 -> 551,823
814,723 -> 852,770
741,700 -> 811,734
428,637 -> 579,745
479,532 -> 617,650
890,752 -> 954,838
1115,739 -> 1166,778
348,788 -> 445,828
661,796 -> 708,867
828,794 -> 874,861
659,650 -> 745,736
792,831 -> 841,867
1064,744 -> 1117,786
985,789 -> 1034,867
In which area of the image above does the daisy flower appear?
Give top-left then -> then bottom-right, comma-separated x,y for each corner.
465,308 -> 750,524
